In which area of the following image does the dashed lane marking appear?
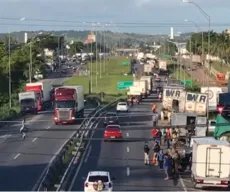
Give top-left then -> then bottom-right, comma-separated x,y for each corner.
127,167 -> 130,176
126,132 -> 129,137
32,137 -> 37,142
126,146 -> 130,153
13,153 -> 20,160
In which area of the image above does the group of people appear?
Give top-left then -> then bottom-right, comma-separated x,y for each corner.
144,141 -> 181,180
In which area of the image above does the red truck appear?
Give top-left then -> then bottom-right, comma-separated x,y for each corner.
54,86 -> 84,125
25,82 -> 52,111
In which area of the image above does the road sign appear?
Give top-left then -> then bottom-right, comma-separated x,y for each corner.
121,61 -> 129,66
117,81 -> 133,90
181,80 -> 192,86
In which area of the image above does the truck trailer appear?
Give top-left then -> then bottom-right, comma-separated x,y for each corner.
54,86 -> 84,124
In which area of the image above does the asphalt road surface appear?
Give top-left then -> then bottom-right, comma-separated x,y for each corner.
0,69 -> 97,191
70,93 -> 187,191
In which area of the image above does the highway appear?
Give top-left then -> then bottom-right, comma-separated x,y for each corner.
0,66 -> 97,191
70,93 -> 186,191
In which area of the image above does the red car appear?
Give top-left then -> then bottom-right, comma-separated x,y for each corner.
104,125 -> 122,141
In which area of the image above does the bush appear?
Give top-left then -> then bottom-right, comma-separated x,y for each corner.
0,105 -> 19,121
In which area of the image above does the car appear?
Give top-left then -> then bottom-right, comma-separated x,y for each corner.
208,120 -> 216,132
104,112 -> 119,125
84,171 -> 114,192
104,125 -> 122,141
116,102 -> 128,112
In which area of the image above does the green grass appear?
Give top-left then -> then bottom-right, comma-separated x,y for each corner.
65,56 -> 133,104
211,61 -> 230,73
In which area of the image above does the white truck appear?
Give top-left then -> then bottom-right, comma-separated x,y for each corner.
18,91 -> 38,114
191,138 -> 230,189
133,80 -> 148,98
143,64 -> 152,75
140,76 -> 152,95
162,86 -> 186,119
185,92 -> 208,116
127,87 -> 142,104
159,60 -> 167,70
201,86 -> 227,111
25,81 -> 52,111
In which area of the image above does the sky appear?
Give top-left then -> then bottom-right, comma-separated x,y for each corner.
0,0 -> 230,35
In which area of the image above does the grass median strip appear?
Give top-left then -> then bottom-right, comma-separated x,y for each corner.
65,56 -> 133,104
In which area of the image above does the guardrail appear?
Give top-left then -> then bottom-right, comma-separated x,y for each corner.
33,100 -> 101,191
56,99 -> 121,191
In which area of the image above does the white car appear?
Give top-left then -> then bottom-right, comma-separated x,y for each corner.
208,120 -> 216,132
116,102 -> 128,112
84,171 -> 114,192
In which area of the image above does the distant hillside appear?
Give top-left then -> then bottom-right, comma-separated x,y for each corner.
0,30 -> 187,45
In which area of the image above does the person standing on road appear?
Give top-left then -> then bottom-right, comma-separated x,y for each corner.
158,149 -> 164,170
20,118 -> 27,140
152,113 -> 157,127
163,153 -> 170,180
144,142 -> 150,165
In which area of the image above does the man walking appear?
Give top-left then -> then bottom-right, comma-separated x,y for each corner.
163,153 -> 170,180
158,149 -> 164,170
144,142 -> 150,165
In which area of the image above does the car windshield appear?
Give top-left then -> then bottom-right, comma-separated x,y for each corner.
20,99 -> 34,106
106,126 -> 120,130
88,176 -> 109,182
55,100 -> 75,108
118,103 -> 127,106
106,113 -> 116,117
210,121 -> 216,126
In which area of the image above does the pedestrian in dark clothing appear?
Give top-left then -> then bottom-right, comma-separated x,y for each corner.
158,149 -> 164,170
156,130 -> 162,144
153,141 -> 160,153
144,142 -> 150,165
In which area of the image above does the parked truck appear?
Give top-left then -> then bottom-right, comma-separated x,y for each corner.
25,81 -> 52,111
133,80 -> 148,98
140,76 -> 152,95
191,138 -> 230,189
185,92 -> 208,116
161,86 -> 186,120
54,86 -> 84,124
18,91 -> 38,114
143,64 -> 152,75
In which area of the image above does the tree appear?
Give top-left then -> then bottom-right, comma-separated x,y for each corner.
69,41 -> 84,55
156,42 -> 178,56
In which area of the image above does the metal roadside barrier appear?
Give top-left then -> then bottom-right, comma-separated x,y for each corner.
33,100 -> 101,191
56,98 -> 121,191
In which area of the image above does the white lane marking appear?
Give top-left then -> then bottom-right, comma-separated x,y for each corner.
69,122 -> 99,190
84,145 -> 92,163
32,137 -> 37,142
126,132 -> 129,137
46,125 -> 51,129
13,153 -> 20,160
179,174 -> 188,192
0,134 -> 11,139
126,146 -> 130,153
127,167 -> 130,176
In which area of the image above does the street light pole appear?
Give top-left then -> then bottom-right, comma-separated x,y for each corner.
8,30 -> 12,108
183,0 -> 211,132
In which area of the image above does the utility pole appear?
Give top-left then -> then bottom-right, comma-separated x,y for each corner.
8,31 -> 12,108
95,30 -> 98,87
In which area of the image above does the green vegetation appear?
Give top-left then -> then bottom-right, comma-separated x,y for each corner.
65,56 -> 133,104
187,30 -> 230,72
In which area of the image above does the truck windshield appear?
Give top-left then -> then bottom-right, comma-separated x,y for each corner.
20,99 -> 35,106
55,100 -> 75,108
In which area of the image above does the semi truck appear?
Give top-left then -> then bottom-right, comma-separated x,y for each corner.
133,80 -> 148,98
18,91 -> 38,114
140,76 -> 152,95
127,87 -> 142,104
161,86 -> 186,119
54,85 -> 84,124
143,64 -> 152,75
25,81 -> 52,111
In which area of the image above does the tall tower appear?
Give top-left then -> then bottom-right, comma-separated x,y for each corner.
24,33 -> 28,43
170,27 -> 174,39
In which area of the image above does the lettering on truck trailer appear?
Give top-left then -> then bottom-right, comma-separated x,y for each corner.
185,93 -> 208,115
165,89 -> 181,97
